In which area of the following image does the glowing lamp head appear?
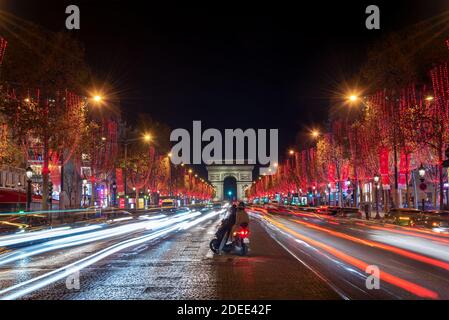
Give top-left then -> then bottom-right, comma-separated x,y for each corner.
143,134 -> 152,142
373,175 -> 380,183
25,166 -> 34,180
348,94 -> 359,102
93,95 -> 103,103
418,164 -> 426,178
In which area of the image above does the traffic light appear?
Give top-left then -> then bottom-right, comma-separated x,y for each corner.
48,182 -> 53,203
443,147 -> 449,168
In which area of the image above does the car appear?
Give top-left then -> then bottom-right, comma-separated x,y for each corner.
337,207 -> 363,219
160,199 -> 176,209
382,208 -> 421,226
414,210 -> 449,231
316,206 -> 342,215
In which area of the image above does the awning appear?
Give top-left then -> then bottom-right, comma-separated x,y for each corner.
0,189 -> 26,203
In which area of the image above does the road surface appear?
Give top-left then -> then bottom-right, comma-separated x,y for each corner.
250,206 -> 449,299
1,205 -> 449,299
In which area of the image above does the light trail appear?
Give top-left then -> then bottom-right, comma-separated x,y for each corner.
255,213 -> 439,299
0,225 -> 102,247
287,217 -> 449,272
0,209 -> 222,300
0,211 -> 203,266
361,224 -> 449,245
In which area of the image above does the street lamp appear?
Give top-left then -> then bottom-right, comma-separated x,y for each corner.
25,166 -> 33,212
122,133 -> 153,208
111,181 -> 117,207
418,164 -> 426,211
418,164 -> 426,179
373,174 -> 380,219
348,94 -> 359,102
92,95 -> 103,103
311,130 -> 320,139
82,178 -> 88,207
143,133 -> 152,142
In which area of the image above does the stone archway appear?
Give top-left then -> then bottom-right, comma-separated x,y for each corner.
206,165 -> 254,201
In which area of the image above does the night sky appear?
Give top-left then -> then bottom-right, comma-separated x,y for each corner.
2,0 -> 448,162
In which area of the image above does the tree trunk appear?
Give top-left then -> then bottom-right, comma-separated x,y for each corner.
42,138 -> 49,211
439,151 -> 444,210
393,145 -> 400,208
412,170 -> 418,209
405,171 -> 410,208
359,181 -> 364,208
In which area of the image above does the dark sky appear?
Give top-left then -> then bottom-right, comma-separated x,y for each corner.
2,0 -> 448,162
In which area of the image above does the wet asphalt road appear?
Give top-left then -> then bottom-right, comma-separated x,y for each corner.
2,205 -> 449,300
0,208 -> 338,300
250,207 -> 449,300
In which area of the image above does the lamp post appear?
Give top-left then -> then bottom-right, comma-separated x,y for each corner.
418,163 -> 426,211
82,178 -> 88,207
16,181 -> 22,210
25,166 -> 33,212
312,186 -> 316,206
132,187 -> 137,209
345,178 -> 351,207
373,174 -> 380,219
122,133 -> 152,208
111,181 -> 117,207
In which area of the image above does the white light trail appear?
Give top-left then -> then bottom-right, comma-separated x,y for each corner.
0,210 -> 220,300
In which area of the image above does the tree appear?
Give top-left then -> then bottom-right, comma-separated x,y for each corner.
0,21 -> 89,209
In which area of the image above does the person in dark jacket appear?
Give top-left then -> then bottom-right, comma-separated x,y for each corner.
217,204 -> 237,245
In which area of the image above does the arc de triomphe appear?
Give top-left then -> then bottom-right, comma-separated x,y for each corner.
206,165 -> 254,201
